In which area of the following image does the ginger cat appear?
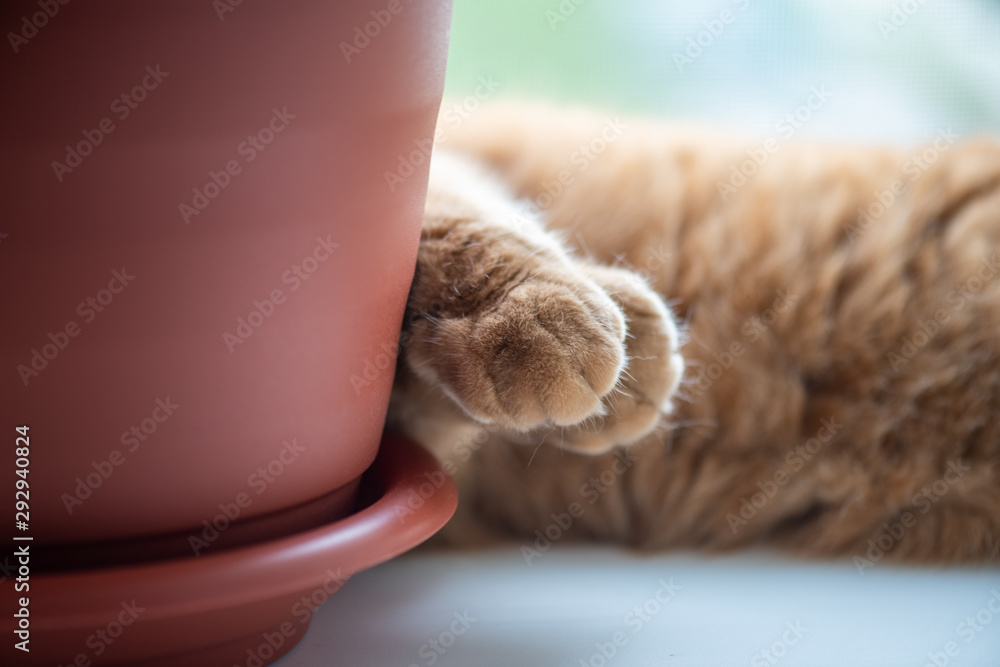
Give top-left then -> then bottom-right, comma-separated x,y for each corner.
387,103 -> 1000,565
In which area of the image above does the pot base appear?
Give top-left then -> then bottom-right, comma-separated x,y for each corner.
37,478 -> 362,573
4,433 -> 455,667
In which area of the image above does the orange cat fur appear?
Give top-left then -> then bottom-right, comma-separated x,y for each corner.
387,103 -> 1000,564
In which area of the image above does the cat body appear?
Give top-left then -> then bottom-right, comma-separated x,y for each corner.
388,104 -> 1000,563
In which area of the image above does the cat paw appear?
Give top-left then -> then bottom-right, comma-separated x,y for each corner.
408,271 -> 627,430
401,159 -> 683,450
403,220 -> 628,431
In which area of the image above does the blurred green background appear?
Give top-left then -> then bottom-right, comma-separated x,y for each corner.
442,0 -> 1000,143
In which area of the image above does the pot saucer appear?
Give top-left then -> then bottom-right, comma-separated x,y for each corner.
38,476 -> 364,572
4,433 -> 455,667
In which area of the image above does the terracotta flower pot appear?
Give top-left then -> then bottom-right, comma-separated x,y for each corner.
0,433 -> 458,667
1,0 -> 451,551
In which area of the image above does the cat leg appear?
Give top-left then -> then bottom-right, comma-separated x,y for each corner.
396,152 -> 683,450
402,210 -> 625,430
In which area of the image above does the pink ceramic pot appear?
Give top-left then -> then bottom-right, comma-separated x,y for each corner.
1,0 -> 451,548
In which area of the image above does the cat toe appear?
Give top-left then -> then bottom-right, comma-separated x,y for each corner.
554,265 -> 684,453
